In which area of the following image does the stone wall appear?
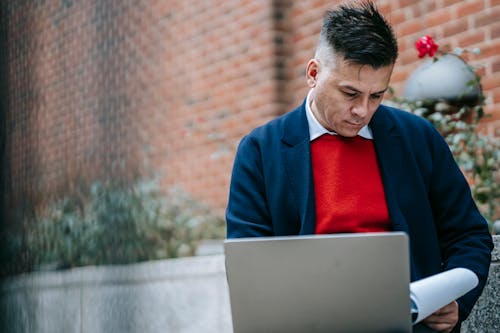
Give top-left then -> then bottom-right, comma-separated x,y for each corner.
0,236 -> 498,332
462,234 -> 500,332
0,255 -> 232,333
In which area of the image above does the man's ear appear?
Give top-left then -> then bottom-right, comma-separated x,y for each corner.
306,59 -> 320,88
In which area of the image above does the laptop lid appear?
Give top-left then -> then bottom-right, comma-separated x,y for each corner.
224,232 -> 411,333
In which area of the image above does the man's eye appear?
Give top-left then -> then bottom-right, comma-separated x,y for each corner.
343,91 -> 357,97
370,94 -> 382,100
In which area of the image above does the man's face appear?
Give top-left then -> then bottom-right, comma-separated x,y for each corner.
307,57 -> 394,137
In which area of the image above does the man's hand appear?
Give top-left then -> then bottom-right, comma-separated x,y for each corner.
422,301 -> 459,333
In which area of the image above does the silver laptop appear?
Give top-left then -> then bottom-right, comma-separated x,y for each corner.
224,232 -> 411,333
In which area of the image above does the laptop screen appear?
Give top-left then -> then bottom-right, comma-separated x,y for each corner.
224,232 -> 411,333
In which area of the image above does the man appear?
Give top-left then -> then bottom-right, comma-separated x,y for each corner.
226,1 -> 493,332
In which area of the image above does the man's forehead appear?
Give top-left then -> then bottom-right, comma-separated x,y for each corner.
333,62 -> 393,92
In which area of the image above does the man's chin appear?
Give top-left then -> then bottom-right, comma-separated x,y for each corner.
337,129 -> 360,138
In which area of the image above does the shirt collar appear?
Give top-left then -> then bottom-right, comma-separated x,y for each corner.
305,89 -> 373,141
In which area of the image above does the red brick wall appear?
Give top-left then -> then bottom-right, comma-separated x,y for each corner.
139,0 -> 281,211
1,0 -> 499,221
2,2 -> 145,217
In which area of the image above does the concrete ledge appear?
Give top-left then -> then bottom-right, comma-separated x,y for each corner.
462,235 -> 500,332
1,236 -> 498,332
0,255 -> 232,333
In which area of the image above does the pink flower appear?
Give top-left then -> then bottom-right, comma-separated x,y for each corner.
415,35 -> 439,58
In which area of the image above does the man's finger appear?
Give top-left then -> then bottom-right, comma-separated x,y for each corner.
425,321 -> 453,333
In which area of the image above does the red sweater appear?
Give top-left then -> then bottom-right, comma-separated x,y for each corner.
311,134 -> 391,234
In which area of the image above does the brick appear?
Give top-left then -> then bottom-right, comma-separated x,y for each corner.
492,23 -> 500,39
456,1 -> 485,17
399,0 -> 420,8
457,30 -> 486,47
377,2 -> 393,16
425,10 -> 453,28
387,10 -> 406,26
443,19 -> 468,37
493,59 -> 500,73
477,41 -> 500,59
481,75 -> 500,91
492,88 -> 500,103
397,20 -> 425,36
443,0 -> 462,6
475,7 -> 500,28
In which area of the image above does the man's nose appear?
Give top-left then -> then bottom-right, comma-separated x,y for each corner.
351,98 -> 369,118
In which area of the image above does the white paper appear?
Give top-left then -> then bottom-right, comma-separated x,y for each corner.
410,267 -> 478,324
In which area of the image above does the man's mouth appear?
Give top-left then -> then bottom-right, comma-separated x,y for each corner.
346,121 -> 363,127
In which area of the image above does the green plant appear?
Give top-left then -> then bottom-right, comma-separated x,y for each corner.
1,178 -> 226,276
388,37 -> 500,228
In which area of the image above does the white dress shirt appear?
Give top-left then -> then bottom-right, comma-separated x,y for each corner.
305,90 -> 373,141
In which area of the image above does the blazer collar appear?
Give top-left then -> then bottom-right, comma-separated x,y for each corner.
281,100 -> 310,147
280,100 -> 316,234
370,104 -> 398,134
370,105 -> 407,232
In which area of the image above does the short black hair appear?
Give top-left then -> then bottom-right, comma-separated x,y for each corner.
320,1 -> 398,68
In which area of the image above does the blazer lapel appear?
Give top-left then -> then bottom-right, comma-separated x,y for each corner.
281,103 -> 316,235
370,106 -> 408,232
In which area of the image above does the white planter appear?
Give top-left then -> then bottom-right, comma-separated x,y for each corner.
404,54 -> 481,103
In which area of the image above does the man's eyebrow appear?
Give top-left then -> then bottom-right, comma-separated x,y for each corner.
371,89 -> 388,95
339,84 -> 387,95
339,84 -> 360,92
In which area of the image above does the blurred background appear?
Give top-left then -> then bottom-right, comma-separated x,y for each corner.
0,1 -> 499,332
0,0 -> 499,278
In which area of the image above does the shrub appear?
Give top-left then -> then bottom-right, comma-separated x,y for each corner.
0,179 -> 226,276
387,37 -> 500,229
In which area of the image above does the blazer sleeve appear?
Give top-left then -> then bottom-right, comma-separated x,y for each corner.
426,124 -> 493,322
226,134 -> 274,238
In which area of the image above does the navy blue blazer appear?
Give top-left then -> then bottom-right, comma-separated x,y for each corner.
226,100 -> 493,322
